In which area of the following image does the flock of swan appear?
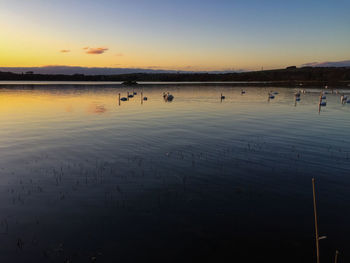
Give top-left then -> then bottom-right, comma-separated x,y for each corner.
118,90 -> 174,103
117,86 -> 350,107
224,86 -> 350,107
119,90 -> 148,102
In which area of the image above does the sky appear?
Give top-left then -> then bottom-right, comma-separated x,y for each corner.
0,0 -> 350,71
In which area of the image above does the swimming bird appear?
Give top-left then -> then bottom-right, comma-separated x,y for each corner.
120,97 -> 128,101
341,95 -> 347,104
241,89 -> 246,94
167,94 -> 174,101
163,92 -> 174,102
143,97 -> 148,101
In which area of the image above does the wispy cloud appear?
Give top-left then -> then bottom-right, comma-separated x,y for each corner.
60,49 -> 71,53
84,47 -> 109,55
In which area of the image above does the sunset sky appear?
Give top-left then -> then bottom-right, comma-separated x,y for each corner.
1,0 -> 349,71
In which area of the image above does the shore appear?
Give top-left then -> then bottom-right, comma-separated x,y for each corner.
1,67 -> 350,87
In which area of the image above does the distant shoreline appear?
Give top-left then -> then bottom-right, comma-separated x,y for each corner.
1,67 -> 350,87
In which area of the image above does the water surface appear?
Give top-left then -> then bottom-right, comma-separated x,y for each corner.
0,84 -> 349,262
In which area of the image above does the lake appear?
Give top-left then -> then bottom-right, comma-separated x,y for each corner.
0,83 -> 349,263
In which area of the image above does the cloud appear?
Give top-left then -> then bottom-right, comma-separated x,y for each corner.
301,60 -> 350,67
60,49 -> 71,53
115,53 -> 123,57
85,47 -> 109,55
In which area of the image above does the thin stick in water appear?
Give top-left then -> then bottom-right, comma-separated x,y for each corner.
312,178 -> 320,263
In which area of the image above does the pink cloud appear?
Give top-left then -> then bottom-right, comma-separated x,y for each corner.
85,47 -> 109,55
60,49 -> 71,53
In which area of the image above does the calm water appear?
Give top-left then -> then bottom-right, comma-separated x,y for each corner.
0,84 -> 349,263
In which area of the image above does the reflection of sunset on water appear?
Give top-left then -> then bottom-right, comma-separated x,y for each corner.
0,84 -> 350,263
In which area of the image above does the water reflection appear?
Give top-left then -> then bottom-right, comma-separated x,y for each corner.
88,103 -> 107,114
0,85 -> 349,263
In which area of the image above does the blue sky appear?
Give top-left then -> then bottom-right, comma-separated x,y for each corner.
1,0 -> 349,70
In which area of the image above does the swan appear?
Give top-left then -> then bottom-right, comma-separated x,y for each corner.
341,95 -> 347,103
119,93 -> 128,101
163,92 -> 174,101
